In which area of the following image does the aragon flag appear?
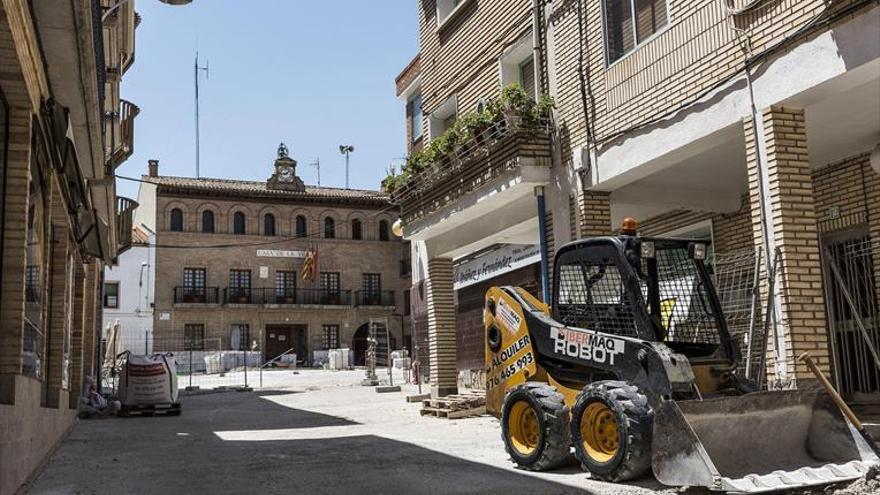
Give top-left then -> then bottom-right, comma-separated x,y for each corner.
301,248 -> 318,282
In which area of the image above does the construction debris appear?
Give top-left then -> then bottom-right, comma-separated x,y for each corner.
420,391 -> 486,419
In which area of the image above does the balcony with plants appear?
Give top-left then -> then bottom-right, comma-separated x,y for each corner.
383,84 -> 554,224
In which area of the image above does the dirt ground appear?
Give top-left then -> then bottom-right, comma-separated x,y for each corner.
24,370 -> 879,495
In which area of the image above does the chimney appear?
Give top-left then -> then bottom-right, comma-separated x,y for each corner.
148,159 -> 159,177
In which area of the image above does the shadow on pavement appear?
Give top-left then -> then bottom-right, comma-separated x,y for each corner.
28,392 -> 588,495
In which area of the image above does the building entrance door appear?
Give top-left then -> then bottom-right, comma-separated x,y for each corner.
265,324 -> 308,365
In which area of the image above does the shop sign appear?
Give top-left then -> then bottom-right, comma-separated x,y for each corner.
453,244 -> 540,290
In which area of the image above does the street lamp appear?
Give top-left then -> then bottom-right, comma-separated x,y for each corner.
103,0 -> 193,22
339,144 -> 354,189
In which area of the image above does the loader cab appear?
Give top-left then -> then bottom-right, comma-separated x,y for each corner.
551,227 -> 734,364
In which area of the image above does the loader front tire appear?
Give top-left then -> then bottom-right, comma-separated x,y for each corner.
501,382 -> 570,471
571,380 -> 652,482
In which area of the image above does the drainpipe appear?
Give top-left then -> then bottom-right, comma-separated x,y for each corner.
531,0 -> 542,96
535,186 -> 551,304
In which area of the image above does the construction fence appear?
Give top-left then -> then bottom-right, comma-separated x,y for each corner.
99,321 -> 414,394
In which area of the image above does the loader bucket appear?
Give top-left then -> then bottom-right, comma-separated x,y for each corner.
652,390 -> 878,493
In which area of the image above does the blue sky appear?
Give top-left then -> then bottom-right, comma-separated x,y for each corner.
117,1 -> 418,199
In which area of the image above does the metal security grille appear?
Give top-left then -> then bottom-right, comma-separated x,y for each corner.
555,261 -> 639,337
275,271 -> 296,296
714,248 -> 764,378
184,324 -> 205,351
822,233 -> 880,396
184,268 -> 206,292
645,247 -> 722,346
322,324 -> 339,349
229,270 -> 250,292
320,272 -> 340,293
362,273 -> 381,304
231,324 -> 250,351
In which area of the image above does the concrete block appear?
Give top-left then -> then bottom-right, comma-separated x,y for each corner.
375,386 -> 401,393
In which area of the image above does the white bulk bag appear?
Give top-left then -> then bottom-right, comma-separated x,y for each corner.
118,353 -> 179,406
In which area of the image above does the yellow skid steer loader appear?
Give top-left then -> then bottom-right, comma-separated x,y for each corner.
484,222 -> 878,492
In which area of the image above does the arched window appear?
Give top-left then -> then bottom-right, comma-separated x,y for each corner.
202,210 -> 215,233
170,208 -> 183,232
233,212 -> 246,235
324,217 -> 335,239
264,213 -> 276,236
295,215 -> 308,238
351,219 -> 363,240
379,219 -> 390,241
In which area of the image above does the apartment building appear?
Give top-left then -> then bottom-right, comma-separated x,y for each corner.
393,0 -> 879,401
102,225 -> 155,354
0,0 -> 146,491
140,150 -> 410,368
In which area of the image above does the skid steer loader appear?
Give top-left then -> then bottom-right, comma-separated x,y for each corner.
483,220 -> 878,493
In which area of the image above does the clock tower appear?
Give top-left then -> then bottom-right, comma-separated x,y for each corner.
267,142 -> 305,191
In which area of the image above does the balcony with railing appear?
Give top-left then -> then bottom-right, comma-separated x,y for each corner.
355,290 -> 396,307
106,99 -> 140,169
390,115 -> 553,225
116,195 -> 138,255
222,288 -> 355,306
173,287 -> 220,304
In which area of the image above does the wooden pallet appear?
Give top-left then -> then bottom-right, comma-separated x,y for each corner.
420,392 -> 486,419
420,405 -> 486,419
119,403 -> 182,417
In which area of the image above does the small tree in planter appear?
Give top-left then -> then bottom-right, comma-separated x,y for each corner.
496,83 -> 531,128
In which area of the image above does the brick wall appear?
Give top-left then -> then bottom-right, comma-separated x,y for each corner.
746,106 -> 829,383
579,191 -> 612,236
550,0 -> 871,165
418,0 -> 534,126
639,197 -> 754,254
427,258 -> 457,396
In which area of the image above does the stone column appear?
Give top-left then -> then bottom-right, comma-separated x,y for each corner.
579,191 -> 612,236
744,106 -> 829,385
426,258 -> 457,397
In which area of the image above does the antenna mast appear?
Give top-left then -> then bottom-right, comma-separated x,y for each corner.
194,52 -> 209,178
310,158 -> 321,186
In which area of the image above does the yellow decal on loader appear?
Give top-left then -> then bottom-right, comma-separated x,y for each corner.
484,287 -> 540,415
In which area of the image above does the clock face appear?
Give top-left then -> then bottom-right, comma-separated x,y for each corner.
278,166 -> 294,181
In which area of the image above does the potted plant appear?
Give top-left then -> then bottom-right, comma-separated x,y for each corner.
496,83 -> 531,129
525,93 -> 555,129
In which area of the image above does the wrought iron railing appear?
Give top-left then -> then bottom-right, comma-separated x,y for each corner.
173,287 -> 220,304
222,288 -> 354,306
106,99 -> 140,169
116,196 -> 138,255
355,290 -> 395,307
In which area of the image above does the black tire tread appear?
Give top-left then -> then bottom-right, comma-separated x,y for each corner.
571,380 -> 652,482
501,382 -> 570,471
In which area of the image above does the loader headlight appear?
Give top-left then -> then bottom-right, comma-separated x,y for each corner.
689,242 -> 707,260
487,325 -> 502,352
640,241 -> 655,259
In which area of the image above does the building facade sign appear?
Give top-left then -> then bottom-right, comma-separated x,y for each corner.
453,244 -> 541,290
256,249 -> 307,258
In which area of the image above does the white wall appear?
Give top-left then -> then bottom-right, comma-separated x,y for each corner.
102,230 -> 155,354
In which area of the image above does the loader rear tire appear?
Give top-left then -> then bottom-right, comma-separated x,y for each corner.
501,382 -> 570,471
571,380 -> 652,482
